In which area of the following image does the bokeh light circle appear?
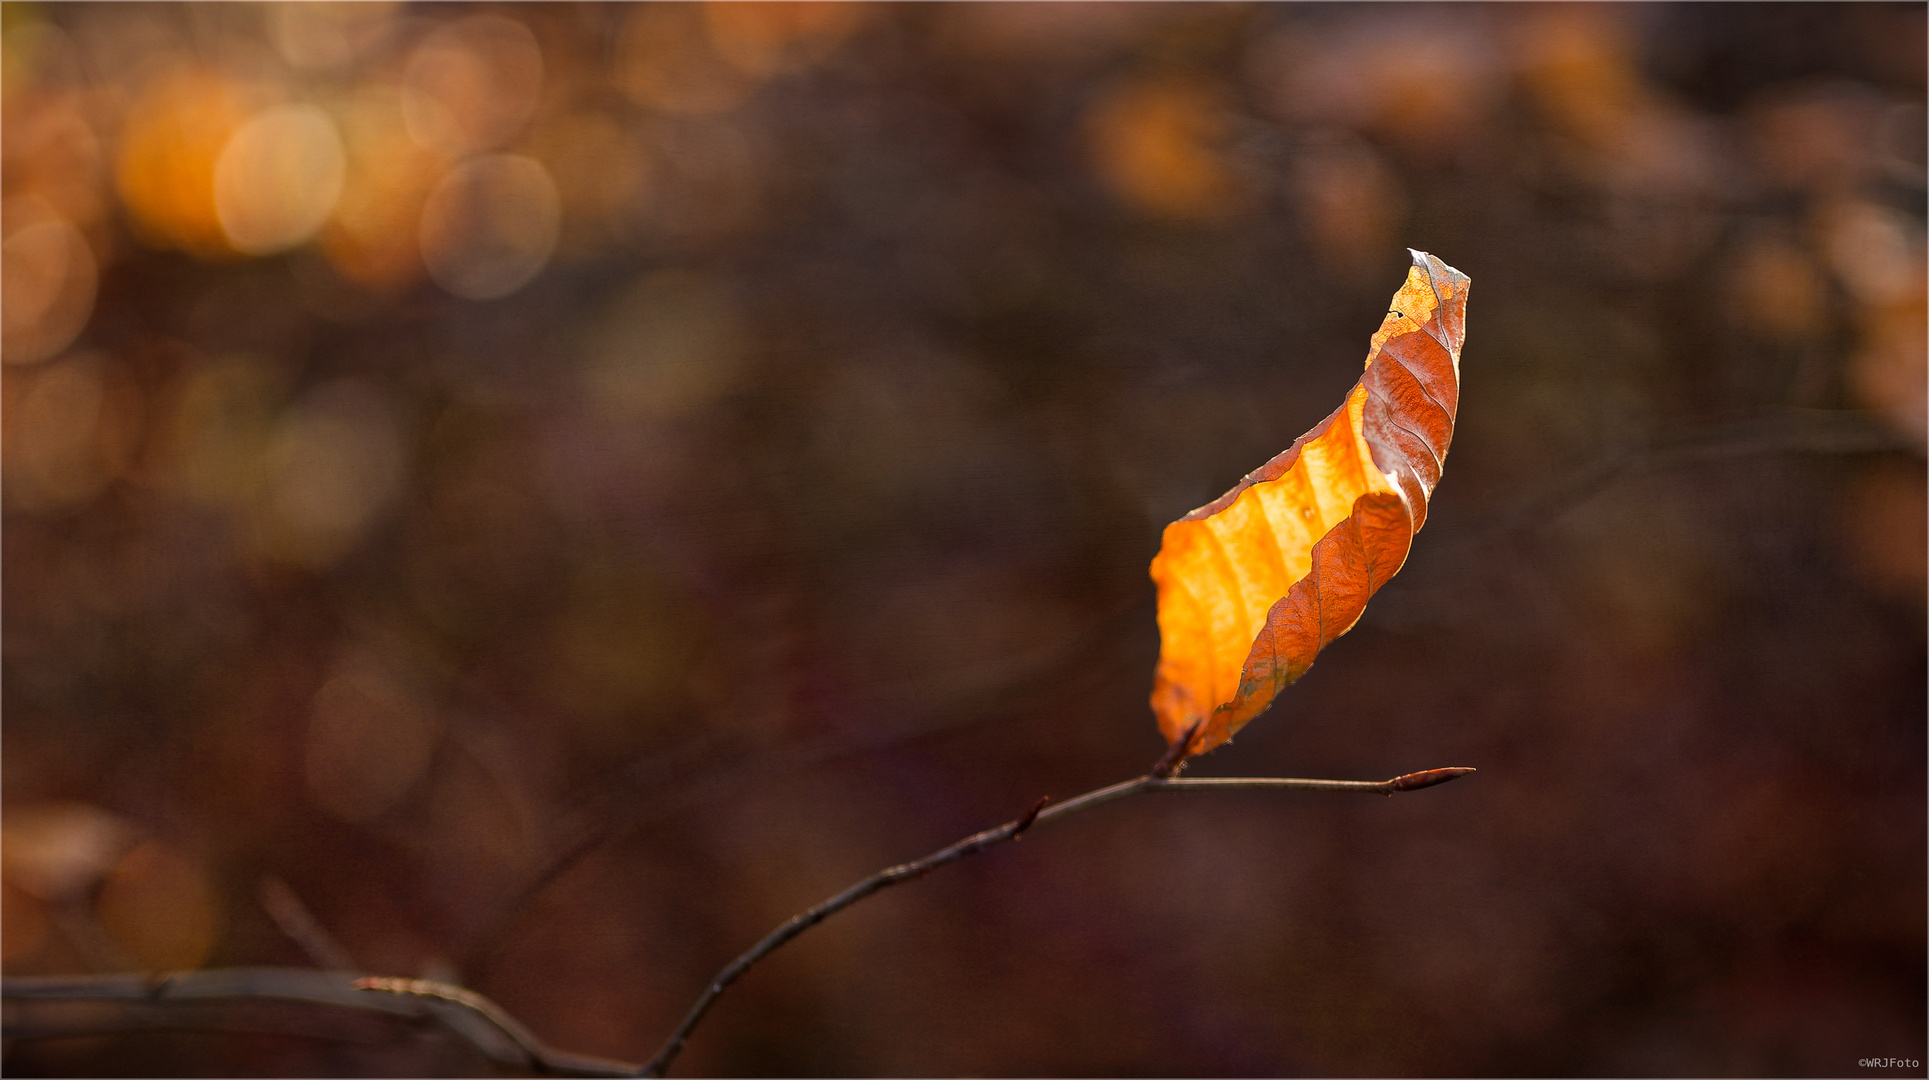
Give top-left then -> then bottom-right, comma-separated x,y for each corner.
1,210 -> 97,364
214,105 -> 347,255
402,14 -> 543,155
418,153 -> 560,301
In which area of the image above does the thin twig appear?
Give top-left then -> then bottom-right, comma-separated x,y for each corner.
257,876 -> 360,973
0,968 -> 639,1077
1,768 -> 1474,1078
639,765 -> 1475,1077
1447,407 -> 1909,555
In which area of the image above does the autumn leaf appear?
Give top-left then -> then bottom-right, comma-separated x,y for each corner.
1150,249 -> 1469,758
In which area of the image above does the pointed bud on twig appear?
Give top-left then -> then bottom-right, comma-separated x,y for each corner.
1385,766 -> 1477,793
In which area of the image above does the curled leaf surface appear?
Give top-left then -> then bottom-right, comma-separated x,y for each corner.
1150,249 -> 1469,757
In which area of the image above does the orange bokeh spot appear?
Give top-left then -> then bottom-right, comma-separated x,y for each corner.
95,841 -> 224,971
1087,77 -> 1244,221
321,92 -> 449,291
617,4 -> 757,116
114,67 -> 252,258
703,1 -> 862,80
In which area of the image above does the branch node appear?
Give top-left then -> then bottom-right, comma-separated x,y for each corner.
1011,796 -> 1051,839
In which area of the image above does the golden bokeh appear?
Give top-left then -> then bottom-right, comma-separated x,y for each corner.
579,270 -> 748,423
1,201 -> 98,365
113,66 -> 253,257
703,1 -> 862,80
1514,6 -> 1651,155
2,351 -> 141,511
95,841 -> 223,972
269,2 -> 399,73
1290,136 -> 1408,272
1086,77 -> 1245,221
162,354 -> 283,511
259,379 -> 408,568
322,89 -> 449,291
1724,234 -> 1829,341
617,3 -> 759,116
527,109 -> 653,254
214,105 -> 346,255
0,802 -> 133,902
418,153 -> 561,301
1253,21 -> 1503,157
2,90 -> 108,247
402,14 -> 544,156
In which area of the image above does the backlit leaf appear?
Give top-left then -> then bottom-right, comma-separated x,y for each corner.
1150,249 -> 1469,758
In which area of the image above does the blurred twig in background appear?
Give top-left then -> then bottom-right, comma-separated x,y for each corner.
1,968 -> 638,1077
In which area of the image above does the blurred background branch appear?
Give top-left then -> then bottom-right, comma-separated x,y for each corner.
1,968 -> 638,1077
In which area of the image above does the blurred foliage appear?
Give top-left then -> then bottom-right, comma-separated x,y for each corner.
2,3 -> 1923,1076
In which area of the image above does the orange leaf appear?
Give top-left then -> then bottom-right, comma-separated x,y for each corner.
1149,249 -> 1469,758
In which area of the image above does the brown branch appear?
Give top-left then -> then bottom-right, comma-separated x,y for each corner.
0,967 -> 639,1077
639,764 -> 1475,1077
2,767 -> 1474,1079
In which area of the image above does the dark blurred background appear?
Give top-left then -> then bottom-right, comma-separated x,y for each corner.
3,3 -> 1924,1076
